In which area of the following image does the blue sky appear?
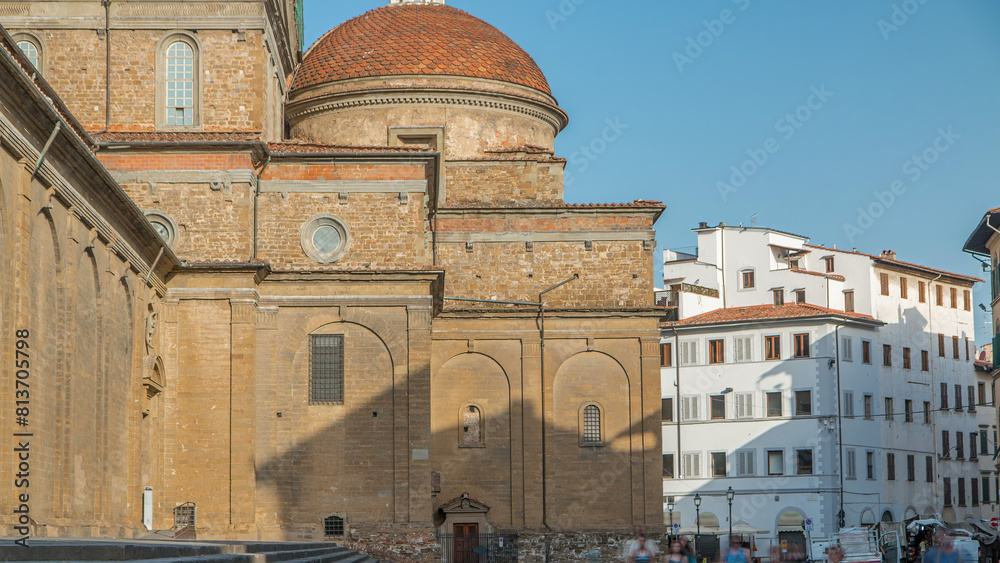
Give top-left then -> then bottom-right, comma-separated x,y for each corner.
303,1 -> 999,342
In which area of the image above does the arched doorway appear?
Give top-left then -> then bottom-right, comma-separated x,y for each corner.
776,510 -> 806,556
904,507 -> 918,520
697,513 -> 722,560
882,510 -> 894,523
860,509 -> 876,527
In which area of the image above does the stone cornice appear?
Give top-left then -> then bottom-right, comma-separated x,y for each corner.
286,88 -> 569,134
434,231 -> 654,243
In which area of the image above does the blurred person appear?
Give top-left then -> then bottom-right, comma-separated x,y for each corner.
627,533 -> 657,563
769,545 -> 783,563
666,539 -> 696,563
826,545 -> 844,563
721,535 -> 751,563
922,531 -> 959,563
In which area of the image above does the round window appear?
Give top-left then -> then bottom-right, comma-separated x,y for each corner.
301,215 -> 350,264
144,211 -> 178,247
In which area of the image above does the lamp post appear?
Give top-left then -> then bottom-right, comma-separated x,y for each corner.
668,499 -> 675,535
694,493 -> 702,536
726,487 -> 735,542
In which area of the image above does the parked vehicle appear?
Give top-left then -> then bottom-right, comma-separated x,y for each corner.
947,529 -> 980,563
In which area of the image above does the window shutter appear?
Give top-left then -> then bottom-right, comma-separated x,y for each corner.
736,393 -> 753,419
843,392 -> 854,417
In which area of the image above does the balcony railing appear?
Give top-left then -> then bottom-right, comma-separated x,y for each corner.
994,334 -> 999,369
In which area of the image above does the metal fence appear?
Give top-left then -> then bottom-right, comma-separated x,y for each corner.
437,532 -> 519,563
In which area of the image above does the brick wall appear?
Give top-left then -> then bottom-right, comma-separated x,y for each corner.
437,241 -> 654,309
445,160 -> 564,206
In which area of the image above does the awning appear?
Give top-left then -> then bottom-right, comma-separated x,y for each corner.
906,519 -> 945,531
776,526 -> 805,533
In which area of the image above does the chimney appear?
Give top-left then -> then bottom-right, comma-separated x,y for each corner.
883,250 -> 897,260
698,222 -> 708,229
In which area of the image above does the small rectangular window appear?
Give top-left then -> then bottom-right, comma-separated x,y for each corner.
842,336 -> 853,361
918,281 -> 926,303
885,397 -> 893,421
660,343 -> 672,367
950,287 -> 958,309
733,336 -> 753,363
767,450 -> 784,476
711,452 -> 727,477
921,350 -> 929,371
795,290 -> 806,304
952,336 -> 960,360
942,430 -> 951,457
736,450 -> 755,476
900,277 -> 908,299
958,478 -> 966,506
862,340 -> 872,364
709,339 -> 725,364
796,449 -> 813,475
938,333 -> 946,357
984,476 -> 992,504
973,477 -> 980,507
979,383 -> 987,406
710,395 -> 726,420
887,453 -> 895,480
880,273 -> 889,296
926,456 -> 933,483
680,341 -> 698,366
310,334 -> 345,404
936,285 -> 944,306
794,333 -> 810,358
663,454 -> 674,478
982,430 -> 989,457
964,289 -> 971,311
955,384 -> 963,411
902,347 -> 911,369
907,454 -> 915,481
904,399 -> 913,422
971,432 -> 978,459
765,335 -> 781,360
742,270 -> 755,289
825,257 -> 835,273
773,289 -> 784,306
682,453 -> 701,478
661,398 -> 673,422
969,386 -> 976,412
843,391 -> 855,417
956,432 -> 964,459
883,344 -> 892,367
795,390 -> 812,416
965,338 -> 970,362
923,401 -> 931,424
735,393 -> 754,419
941,383 -> 949,410
582,405 -> 601,443
846,449 -> 857,479
866,451 -> 875,480
844,290 -> 855,312
681,396 -> 701,421
864,394 -> 873,419
944,478 -> 952,505
767,392 -> 782,417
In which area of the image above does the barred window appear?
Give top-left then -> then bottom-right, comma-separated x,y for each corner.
166,41 -> 195,125
324,515 -> 344,538
17,40 -> 39,69
582,405 -> 601,444
310,334 -> 344,404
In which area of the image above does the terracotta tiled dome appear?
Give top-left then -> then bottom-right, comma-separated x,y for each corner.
291,4 -> 552,95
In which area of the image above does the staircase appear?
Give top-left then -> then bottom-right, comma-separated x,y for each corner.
0,539 -> 379,563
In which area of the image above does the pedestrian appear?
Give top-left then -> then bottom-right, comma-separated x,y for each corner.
720,536 -> 750,563
627,533 -> 657,563
827,546 -> 844,563
922,531 -> 959,563
666,539 -> 696,563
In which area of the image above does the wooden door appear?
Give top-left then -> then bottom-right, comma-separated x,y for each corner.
453,523 -> 479,563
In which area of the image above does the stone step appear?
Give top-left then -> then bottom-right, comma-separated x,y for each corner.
261,546 -> 352,562
274,552 -> 375,563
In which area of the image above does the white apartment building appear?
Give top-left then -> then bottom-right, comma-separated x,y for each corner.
965,209 -> 1000,524
662,223 -> 981,545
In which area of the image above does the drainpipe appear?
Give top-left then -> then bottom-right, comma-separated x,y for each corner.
96,0 -> 111,134
253,143 -> 271,261
671,326 -> 682,482
927,272 -> 943,505
538,274 -> 579,531
834,320 -> 847,528
30,122 -> 62,179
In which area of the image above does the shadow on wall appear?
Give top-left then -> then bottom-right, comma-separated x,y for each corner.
255,338 -> 661,539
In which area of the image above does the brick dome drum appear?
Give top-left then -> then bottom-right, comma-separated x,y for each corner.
291,4 -> 551,94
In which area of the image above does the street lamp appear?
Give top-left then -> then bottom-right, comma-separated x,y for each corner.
694,493 -> 702,536
667,499 -> 675,534
727,487 -> 735,541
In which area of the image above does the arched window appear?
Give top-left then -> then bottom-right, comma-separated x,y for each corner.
460,405 -> 483,447
156,34 -> 200,128
13,34 -> 42,73
582,404 -> 602,445
165,41 -> 195,125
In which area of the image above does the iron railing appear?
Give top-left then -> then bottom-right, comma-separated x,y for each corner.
173,502 -> 196,529
438,532 -> 518,563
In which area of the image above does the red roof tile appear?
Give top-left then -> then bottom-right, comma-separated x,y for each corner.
790,268 -> 846,282
291,4 -> 551,94
663,303 -> 880,328
93,131 -> 261,144
804,244 -> 982,283
267,141 -> 434,155
451,200 -> 666,210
